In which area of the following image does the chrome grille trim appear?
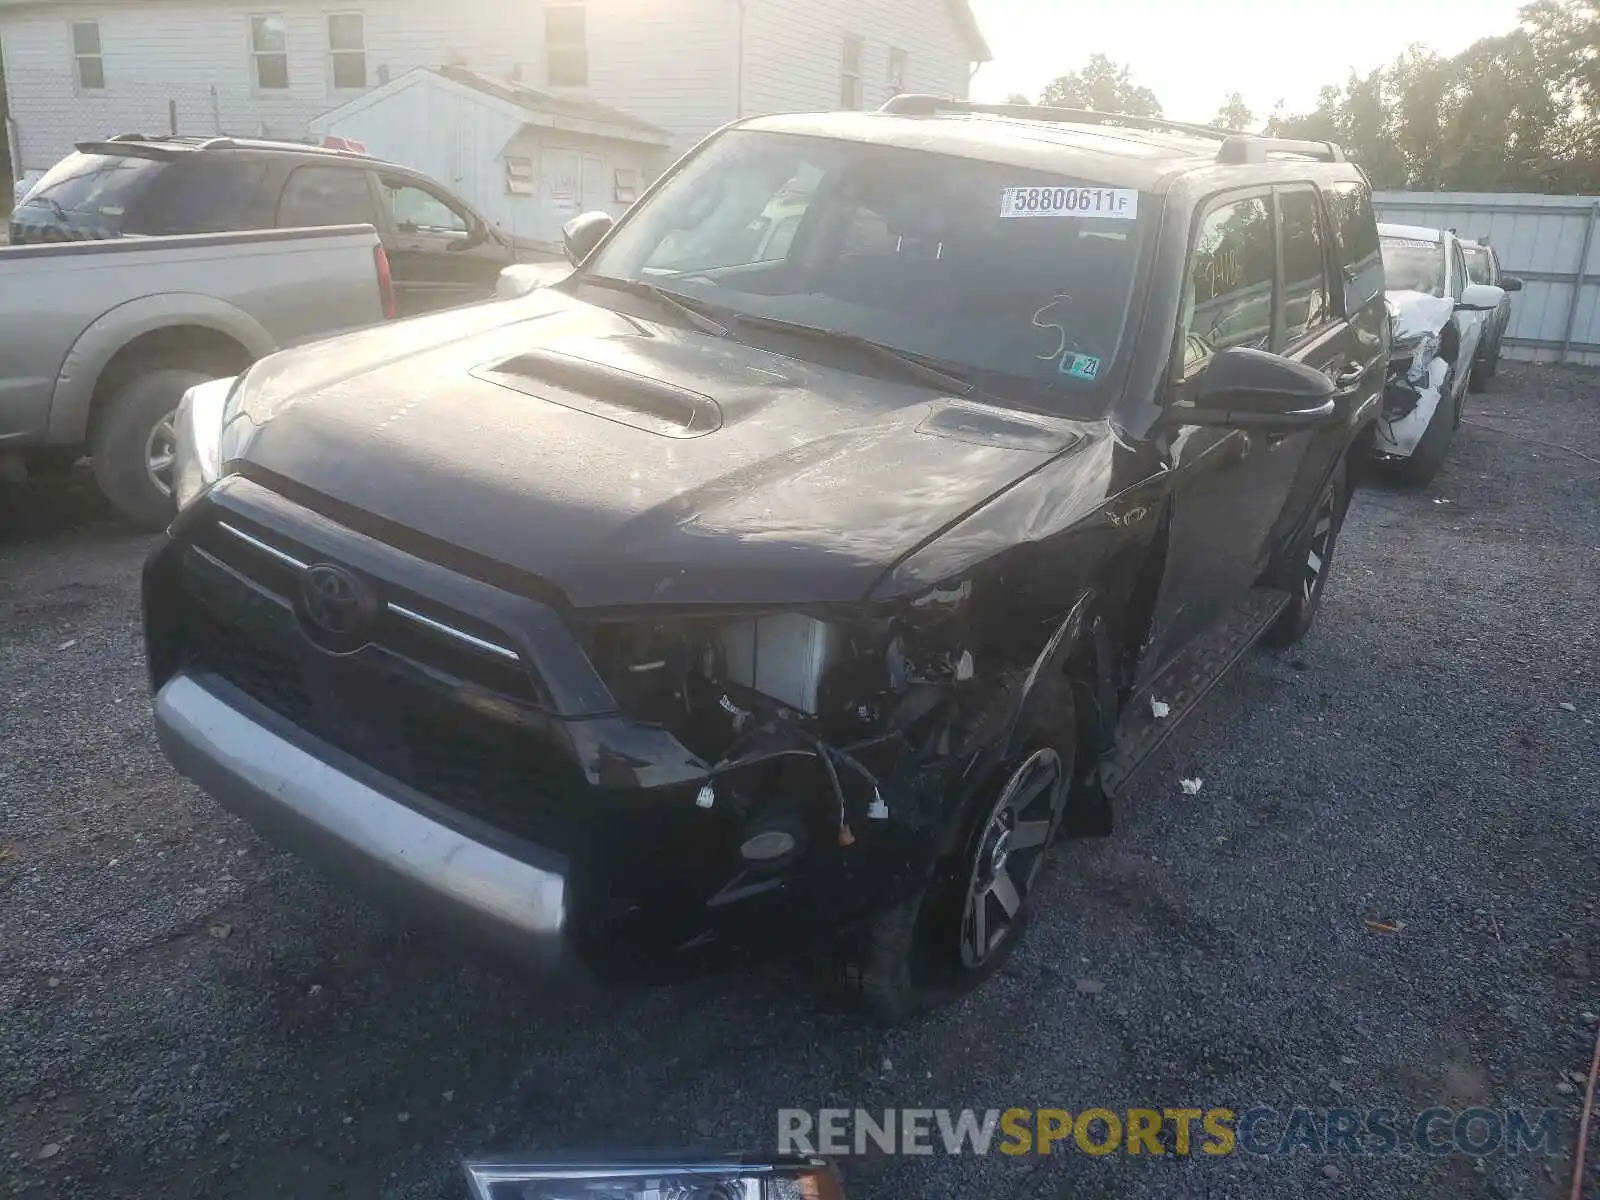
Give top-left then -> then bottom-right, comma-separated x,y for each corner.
217,520 -> 309,571
386,602 -> 521,663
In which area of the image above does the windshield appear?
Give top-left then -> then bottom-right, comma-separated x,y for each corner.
1463,244 -> 1493,285
583,130 -> 1152,409
18,152 -> 168,231
1380,236 -> 1445,297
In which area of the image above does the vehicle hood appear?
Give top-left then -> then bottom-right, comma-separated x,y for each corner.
1384,289 -> 1454,343
227,290 -> 1086,608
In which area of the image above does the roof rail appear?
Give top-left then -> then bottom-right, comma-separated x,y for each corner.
881,95 -> 1349,164
1215,134 -> 1345,163
879,94 -> 1232,142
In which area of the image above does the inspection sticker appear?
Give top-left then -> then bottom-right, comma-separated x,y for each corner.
1001,186 -> 1138,220
1059,352 -> 1101,381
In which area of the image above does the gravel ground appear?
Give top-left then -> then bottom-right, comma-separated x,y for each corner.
2,364 -> 1597,1199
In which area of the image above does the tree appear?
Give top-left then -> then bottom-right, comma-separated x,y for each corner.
1004,92 -> 1032,106
1261,0 -> 1600,193
1210,92 -> 1254,131
1038,54 -> 1162,115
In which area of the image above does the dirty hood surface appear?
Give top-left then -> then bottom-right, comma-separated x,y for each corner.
1386,289 -> 1455,343
229,289 -> 1085,608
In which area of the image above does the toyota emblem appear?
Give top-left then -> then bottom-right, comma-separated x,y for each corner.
300,563 -> 372,639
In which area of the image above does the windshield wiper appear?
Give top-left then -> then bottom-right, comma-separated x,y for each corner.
581,275 -> 735,339
721,312 -> 977,397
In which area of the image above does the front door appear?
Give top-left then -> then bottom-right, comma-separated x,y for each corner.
376,174 -> 505,315
1136,187 -> 1336,685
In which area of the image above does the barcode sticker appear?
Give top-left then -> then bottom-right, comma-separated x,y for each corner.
1000,186 -> 1139,220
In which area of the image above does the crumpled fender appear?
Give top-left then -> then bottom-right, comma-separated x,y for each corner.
1375,355 -> 1450,457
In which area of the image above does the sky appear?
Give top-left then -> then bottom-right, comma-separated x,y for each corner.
968,0 -> 1527,126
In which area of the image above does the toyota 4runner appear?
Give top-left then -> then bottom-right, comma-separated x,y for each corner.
144,97 -> 1385,1021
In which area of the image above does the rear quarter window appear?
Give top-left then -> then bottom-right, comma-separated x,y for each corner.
17,152 -> 168,235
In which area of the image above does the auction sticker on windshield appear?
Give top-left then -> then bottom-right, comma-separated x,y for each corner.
1001,187 -> 1138,220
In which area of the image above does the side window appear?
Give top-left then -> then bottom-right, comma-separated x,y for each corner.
1278,188 -> 1333,344
276,165 -> 378,227
1325,180 -> 1382,311
1178,194 -> 1275,377
382,179 -> 470,234
137,161 -> 271,233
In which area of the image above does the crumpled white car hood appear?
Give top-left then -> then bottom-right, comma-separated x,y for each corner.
1386,289 -> 1454,342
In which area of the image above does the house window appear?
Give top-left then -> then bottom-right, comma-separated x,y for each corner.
546,2 -> 587,87
505,156 -> 535,195
840,34 -> 862,109
328,13 -> 366,90
250,15 -> 289,90
613,167 -> 637,204
72,21 -> 104,91
887,47 -> 906,95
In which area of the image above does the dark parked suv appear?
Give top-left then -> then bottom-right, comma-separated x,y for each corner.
144,97 -> 1386,1021
10,134 -> 554,314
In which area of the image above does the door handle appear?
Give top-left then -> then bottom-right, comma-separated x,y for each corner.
1333,364 -> 1366,390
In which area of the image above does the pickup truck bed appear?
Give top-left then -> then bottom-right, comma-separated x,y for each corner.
0,224 -> 390,525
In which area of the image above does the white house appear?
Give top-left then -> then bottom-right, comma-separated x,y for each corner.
0,0 -> 990,184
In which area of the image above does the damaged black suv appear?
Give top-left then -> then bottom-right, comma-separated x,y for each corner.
144,97 -> 1385,1021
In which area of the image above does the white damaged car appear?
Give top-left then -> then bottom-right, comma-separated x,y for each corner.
1375,223 -> 1503,482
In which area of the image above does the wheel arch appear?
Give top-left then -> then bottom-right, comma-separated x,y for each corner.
45,295 -> 275,445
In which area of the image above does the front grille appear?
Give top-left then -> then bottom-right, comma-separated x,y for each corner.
173,521 -> 592,850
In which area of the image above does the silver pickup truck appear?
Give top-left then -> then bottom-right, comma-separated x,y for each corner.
1,224 -> 390,526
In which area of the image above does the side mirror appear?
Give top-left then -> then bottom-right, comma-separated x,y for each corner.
1501,275 -> 1524,293
463,1155 -> 843,1200
446,221 -> 488,252
1175,346 -> 1336,431
563,210 -> 615,265
1458,282 -> 1503,312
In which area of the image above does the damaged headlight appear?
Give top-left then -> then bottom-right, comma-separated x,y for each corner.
582,587 -> 977,760
1388,329 -> 1442,385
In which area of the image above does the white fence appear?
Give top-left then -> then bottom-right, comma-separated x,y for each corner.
1373,190 -> 1600,366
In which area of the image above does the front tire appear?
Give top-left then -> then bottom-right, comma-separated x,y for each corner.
838,739 -> 1072,1023
89,368 -> 213,530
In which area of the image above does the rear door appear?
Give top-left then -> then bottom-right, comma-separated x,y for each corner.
375,173 -> 505,315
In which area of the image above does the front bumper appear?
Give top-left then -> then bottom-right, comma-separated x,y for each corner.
1374,355 -> 1450,458
154,671 -> 574,968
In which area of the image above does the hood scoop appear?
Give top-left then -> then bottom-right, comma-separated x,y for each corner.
916,399 -> 1082,454
472,347 -> 723,439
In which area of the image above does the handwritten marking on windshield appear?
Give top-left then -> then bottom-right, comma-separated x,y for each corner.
1032,294 -> 1073,363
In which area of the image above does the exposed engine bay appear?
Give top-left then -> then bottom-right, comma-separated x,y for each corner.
580,581 -> 1019,852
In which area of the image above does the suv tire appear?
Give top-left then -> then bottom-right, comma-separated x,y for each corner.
834,730 -> 1073,1023
91,367 -> 213,530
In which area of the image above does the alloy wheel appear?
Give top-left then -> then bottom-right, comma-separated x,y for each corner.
1302,489 -> 1337,605
145,410 -> 178,498
958,747 -> 1066,968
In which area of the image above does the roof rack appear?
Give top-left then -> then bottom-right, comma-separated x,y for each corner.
878,95 -> 1346,163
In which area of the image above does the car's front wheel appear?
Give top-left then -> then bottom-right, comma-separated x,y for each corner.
90,367 -> 214,529
836,731 -> 1073,1023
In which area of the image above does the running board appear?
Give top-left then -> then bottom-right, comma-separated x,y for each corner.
1098,588 -> 1292,798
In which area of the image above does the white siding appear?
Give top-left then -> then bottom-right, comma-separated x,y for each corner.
0,0 -> 544,171
1,0 -> 976,174
740,0 -> 970,125
584,0 -> 735,160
